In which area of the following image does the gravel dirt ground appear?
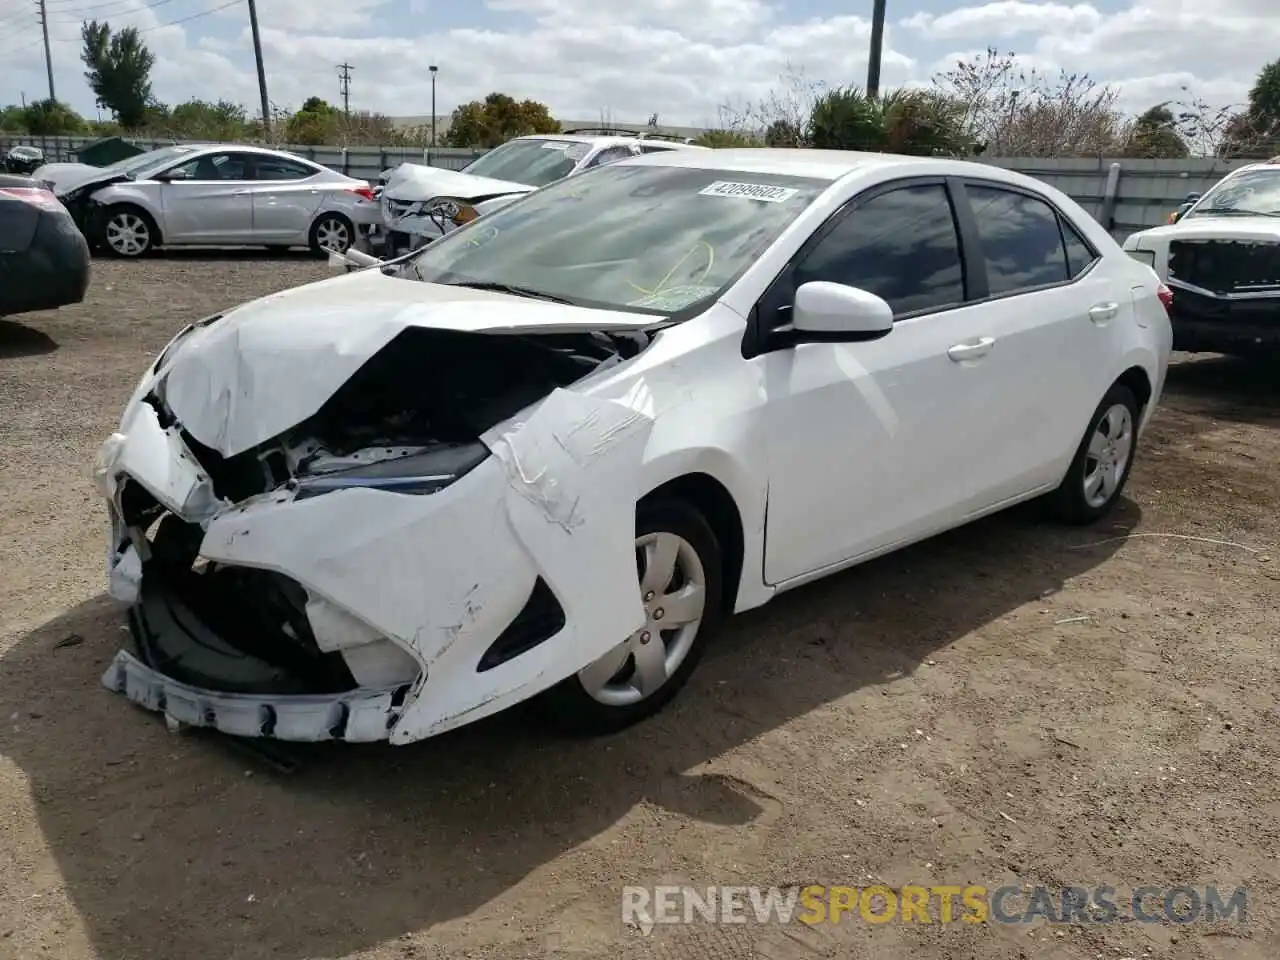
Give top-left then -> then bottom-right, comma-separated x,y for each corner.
1,256 -> 1277,960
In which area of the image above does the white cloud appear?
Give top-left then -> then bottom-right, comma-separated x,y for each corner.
903,2 -> 1103,40
2,0 -> 1273,128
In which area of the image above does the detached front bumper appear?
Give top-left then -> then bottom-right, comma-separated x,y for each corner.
95,388 -> 654,745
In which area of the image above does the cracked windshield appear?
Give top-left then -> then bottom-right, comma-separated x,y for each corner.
407,164 -> 827,313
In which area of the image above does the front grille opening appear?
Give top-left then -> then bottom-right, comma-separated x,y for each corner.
1169,240 -> 1280,296
130,514 -> 358,695
477,578 -> 566,672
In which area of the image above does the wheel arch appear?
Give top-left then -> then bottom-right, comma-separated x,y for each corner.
640,471 -> 746,618
1114,364 -> 1153,414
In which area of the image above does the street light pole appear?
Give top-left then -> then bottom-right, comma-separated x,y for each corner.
866,0 -> 887,99
429,65 -> 438,148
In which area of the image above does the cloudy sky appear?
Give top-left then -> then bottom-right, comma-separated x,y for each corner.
0,0 -> 1274,126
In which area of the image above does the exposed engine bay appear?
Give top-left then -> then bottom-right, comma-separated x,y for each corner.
152,324 -> 649,504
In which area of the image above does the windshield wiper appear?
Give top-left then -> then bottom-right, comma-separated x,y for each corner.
433,279 -> 576,304
1191,209 -> 1280,218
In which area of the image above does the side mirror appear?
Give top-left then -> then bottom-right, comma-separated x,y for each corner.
791,281 -> 893,341
156,169 -> 187,182
1184,192 -> 1201,203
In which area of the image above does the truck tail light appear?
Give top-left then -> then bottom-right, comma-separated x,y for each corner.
1156,283 -> 1173,316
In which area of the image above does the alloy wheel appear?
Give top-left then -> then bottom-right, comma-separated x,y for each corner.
577,531 -> 707,707
1082,402 -> 1134,509
315,217 -> 351,253
106,212 -> 150,256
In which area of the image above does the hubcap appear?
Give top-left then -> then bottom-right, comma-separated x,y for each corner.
1083,403 -> 1133,509
316,218 -> 350,252
106,213 -> 149,256
577,531 -> 707,707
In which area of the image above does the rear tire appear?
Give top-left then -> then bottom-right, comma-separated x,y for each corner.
1047,383 -> 1141,525
539,499 -> 723,735
308,213 -> 353,256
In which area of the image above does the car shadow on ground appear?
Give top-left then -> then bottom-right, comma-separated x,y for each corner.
1164,353 -> 1280,425
0,500 -> 1135,959
0,318 -> 57,359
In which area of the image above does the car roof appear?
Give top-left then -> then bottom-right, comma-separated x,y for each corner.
508,132 -> 705,149
613,147 -> 1047,185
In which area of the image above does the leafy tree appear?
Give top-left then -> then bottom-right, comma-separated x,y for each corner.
442,93 -> 560,148
20,99 -> 86,135
1248,59 -> 1280,130
765,118 -> 806,146
80,19 -> 155,129
286,96 -> 340,144
808,87 -> 885,150
693,129 -> 761,147
169,99 -> 250,139
806,87 -> 969,156
1121,104 -> 1189,158
0,104 -> 26,131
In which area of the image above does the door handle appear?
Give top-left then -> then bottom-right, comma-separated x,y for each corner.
231,189 -> 251,196
946,337 -> 995,362
1088,301 -> 1119,323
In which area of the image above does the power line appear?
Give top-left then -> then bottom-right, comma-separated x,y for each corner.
337,61 -> 352,117
46,0 -> 185,23
50,0 -> 241,39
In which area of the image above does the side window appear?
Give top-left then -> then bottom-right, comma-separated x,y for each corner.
794,183 -> 965,316
167,152 -> 250,181
250,156 -> 317,181
585,145 -> 635,169
1060,217 -> 1098,278
965,184 -> 1070,294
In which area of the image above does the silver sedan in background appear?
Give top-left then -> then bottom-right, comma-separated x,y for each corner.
34,144 -> 379,258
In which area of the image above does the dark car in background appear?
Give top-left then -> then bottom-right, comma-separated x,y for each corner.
3,145 -> 46,175
0,174 -> 91,318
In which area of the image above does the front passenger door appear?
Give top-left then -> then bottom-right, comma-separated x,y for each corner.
158,152 -> 255,243
759,181 -> 1004,584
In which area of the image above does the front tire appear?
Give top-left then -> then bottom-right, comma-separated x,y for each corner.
99,205 -> 155,258
1048,383 -> 1140,525
540,499 -> 723,735
309,213 -> 353,256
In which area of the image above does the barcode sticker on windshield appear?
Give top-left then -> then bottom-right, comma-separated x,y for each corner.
698,181 -> 798,202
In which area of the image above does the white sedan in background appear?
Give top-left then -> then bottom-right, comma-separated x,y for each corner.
374,130 -> 706,254
35,144 -> 379,257
95,148 -> 1171,747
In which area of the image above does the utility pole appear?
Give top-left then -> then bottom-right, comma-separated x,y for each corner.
866,0 -> 886,99
36,0 -> 55,102
246,0 -> 271,138
429,65 -> 438,148
337,62 -> 353,117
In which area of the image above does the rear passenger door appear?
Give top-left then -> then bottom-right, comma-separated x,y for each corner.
246,154 -> 327,242
952,181 -> 1109,503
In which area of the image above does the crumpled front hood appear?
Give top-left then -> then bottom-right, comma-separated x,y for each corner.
1136,216 -> 1280,245
381,163 -> 534,202
157,267 -> 665,458
35,162 -> 126,195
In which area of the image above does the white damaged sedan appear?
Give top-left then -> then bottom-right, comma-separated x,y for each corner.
94,148 -> 1172,745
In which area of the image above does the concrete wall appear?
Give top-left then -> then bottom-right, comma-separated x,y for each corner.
4,135 -> 1257,241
